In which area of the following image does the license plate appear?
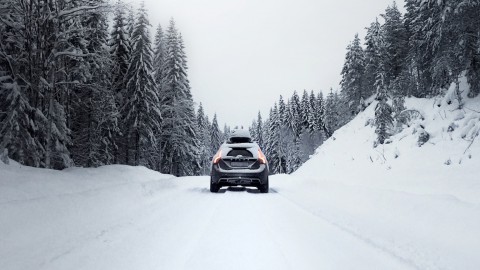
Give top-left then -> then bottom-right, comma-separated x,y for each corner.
231,161 -> 248,167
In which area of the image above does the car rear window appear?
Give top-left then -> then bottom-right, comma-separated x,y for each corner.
227,149 -> 253,157
229,137 -> 251,143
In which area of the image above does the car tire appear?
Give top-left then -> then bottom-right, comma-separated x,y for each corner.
259,179 -> 269,193
210,180 -> 220,193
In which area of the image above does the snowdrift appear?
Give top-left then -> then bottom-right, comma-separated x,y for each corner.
0,163 -> 176,270
274,81 -> 480,270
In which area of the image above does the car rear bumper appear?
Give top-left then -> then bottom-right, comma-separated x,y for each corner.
211,164 -> 269,186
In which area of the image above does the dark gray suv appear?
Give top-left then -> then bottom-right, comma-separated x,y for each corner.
210,129 -> 269,193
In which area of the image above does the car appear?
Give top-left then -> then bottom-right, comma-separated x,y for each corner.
210,129 -> 269,193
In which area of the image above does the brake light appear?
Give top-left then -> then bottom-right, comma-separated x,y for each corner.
258,149 -> 267,164
213,150 -> 222,164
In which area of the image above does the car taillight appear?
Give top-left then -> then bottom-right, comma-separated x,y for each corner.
213,150 -> 222,164
258,149 -> 267,164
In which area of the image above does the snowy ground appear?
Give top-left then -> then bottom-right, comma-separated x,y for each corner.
1,163 -> 479,269
0,163 -> 416,270
1,91 -> 479,270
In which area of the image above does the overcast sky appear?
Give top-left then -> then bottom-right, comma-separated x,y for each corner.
130,0 -> 405,128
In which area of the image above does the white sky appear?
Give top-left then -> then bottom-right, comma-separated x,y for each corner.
130,0 -> 405,128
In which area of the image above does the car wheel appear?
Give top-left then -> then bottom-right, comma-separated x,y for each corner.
259,179 -> 269,193
210,180 -> 220,193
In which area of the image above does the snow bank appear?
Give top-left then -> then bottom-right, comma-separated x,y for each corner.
0,162 -> 175,270
273,84 -> 480,270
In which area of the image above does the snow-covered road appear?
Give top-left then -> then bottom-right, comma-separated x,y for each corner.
1,171 -> 412,270
96,178 -> 411,270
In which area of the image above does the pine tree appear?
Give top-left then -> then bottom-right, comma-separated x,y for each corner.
315,92 -> 325,135
255,112 -> 264,150
210,114 -> 222,154
288,91 -> 301,139
276,95 -> 288,173
265,105 -> 281,173
374,71 -> 393,145
223,124 -> 231,141
381,2 -> 408,87
0,2 -> 44,166
445,1 -> 480,97
159,19 -> 199,176
122,2 -> 161,167
300,90 -> 312,132
364,18 -> 382,98
309,90 -> 319,133
126,7 -> 136,42
249,119 -> 257,143
0,75 -> 43,166
69,0 -> 120,167
108,0 -> 131,165
285,92 -> 302,172
196,103 -> 211,175
296,90 -> 319,162
323,90 -> 335,137
404,0 -> 435,97
153,24 -> 166,87
109,0 -> 130,104
340,34 -> 366,115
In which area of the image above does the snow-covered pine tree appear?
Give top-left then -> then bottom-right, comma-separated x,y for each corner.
323,89 -> 339,137
288,91 -> 302,140
316,91 -> 327,137
265,104 -> 281,174
255,112 -> 264,150
159,19 -> 199,176
223,124 -> 231,142
276,95 -> 288,173
0,2 -> 44,166
363,18 -> 382,98
381,2 -> 408,88
69,0 -> 119,167
210,114 -> 222,154
196,103 -> 212,175
151,23 -> 167,170
285,92 -> 302,173
153,24 -> 166,88
336,91 -> 352,128
45,0 -> 100,169
300,90 -> 312,132
434,0 -> 480,97
87,2 -> 120,166
0,75 -> 43,167
309,90 -> 319,133
340,34 -> 366,115
108,0 -> 131,164
249,120 -> 257,143
286,140 -> 302,173
404,0 -> 435,97
109,0 -> 130,105
297,90 -> 318,162
174,33 -> 200,176
122,2 -> 161,167
374,71 -> 393,145
63,0 -> 91,167
262,108 -> 272,158
126,7 -> 136,43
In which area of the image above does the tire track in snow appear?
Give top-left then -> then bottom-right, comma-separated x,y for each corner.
254,194 -> 294,270
180,192 -> 224,269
